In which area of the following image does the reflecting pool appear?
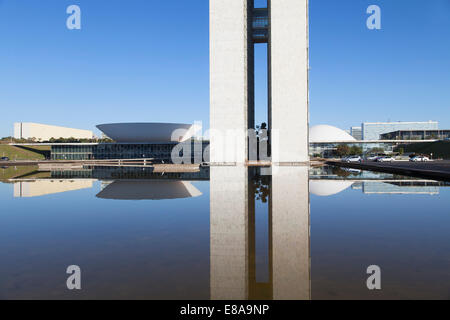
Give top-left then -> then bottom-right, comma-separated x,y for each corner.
0,165 -> 449,299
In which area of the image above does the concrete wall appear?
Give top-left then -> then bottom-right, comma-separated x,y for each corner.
13,122 -> 22,139
270,0 -> 309,163
210,0 -> 253,164
13,122 -> 93,141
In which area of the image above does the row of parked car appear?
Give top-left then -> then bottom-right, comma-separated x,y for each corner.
341,155 -> 391,163
342,155 -> 430,163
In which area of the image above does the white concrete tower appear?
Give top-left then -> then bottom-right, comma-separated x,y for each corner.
270,0 -> 309,164
210,0 -> 254,164
210,0 -> 309,164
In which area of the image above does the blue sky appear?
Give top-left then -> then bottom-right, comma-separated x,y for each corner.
0,0 -> 449,137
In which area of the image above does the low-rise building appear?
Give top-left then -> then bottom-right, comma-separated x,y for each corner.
350,127 -> 363,140
49,122 -> 208,163
380,130 -> 450,140
14,122 -> 93,141
362,121 -> 438,140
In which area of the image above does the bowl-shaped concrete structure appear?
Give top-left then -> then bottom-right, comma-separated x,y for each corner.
96,180 -> 202,200
96,123 -> 199,143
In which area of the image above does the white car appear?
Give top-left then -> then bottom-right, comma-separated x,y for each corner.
376,156 -> 395,162
343,168 -> 362,174
410,156 -> 430,162
344,155 -> 362,163
365,154 -> 379,161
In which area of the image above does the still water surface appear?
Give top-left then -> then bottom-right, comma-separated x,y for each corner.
0,165 -> 449,299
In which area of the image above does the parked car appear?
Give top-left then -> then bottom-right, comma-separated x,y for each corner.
365,154 -> 379,161
344,155 -> 362,163
376,156 -> 395,162
410,156 -> 430,162
0,157 -> 10,161
342,168 -> 362,174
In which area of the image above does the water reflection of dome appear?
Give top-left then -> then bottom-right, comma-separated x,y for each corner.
309,180 -> 354,197
309,125 -> 357,143
96,180 -> 202,200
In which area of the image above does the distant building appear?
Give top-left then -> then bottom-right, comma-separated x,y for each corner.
350,127 -> 362,140
362,121 -> 439,140
362,181 -> 440,195
14,122 -> 93,141
14,180 -> 94,198
48,123 -> 207,163
309,125 -> 393,157
380,129 -> 450,141
13,179 -> 203,200
11,122 -> 207,163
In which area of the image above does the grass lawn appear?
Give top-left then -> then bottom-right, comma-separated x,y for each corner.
0,166 -> 42,180
0,145 -> 50,160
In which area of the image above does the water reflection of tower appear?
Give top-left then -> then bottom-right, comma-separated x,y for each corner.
210,166 -> 310,300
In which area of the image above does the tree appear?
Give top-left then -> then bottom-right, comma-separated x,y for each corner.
349,145 -> 363,155
368,147 -> 385,154
335,144 -> 350,157
332,167 -> 351,177
252,175 -> 270,203
312,153 -> 322,158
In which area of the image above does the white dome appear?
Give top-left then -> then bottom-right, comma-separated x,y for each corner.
309,180 -> 354,197
309,125 -> 357,143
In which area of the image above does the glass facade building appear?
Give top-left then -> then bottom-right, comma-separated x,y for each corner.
50,166 -> 210,181
51,144 -> 96,160
362,181 -> 440,195
51,141 -> 209,163
362,121 -> 439,140
350,127 -> 363,140
380,130 -> 450,140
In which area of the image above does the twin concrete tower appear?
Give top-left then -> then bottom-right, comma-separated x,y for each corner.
210,0 -> 309,164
